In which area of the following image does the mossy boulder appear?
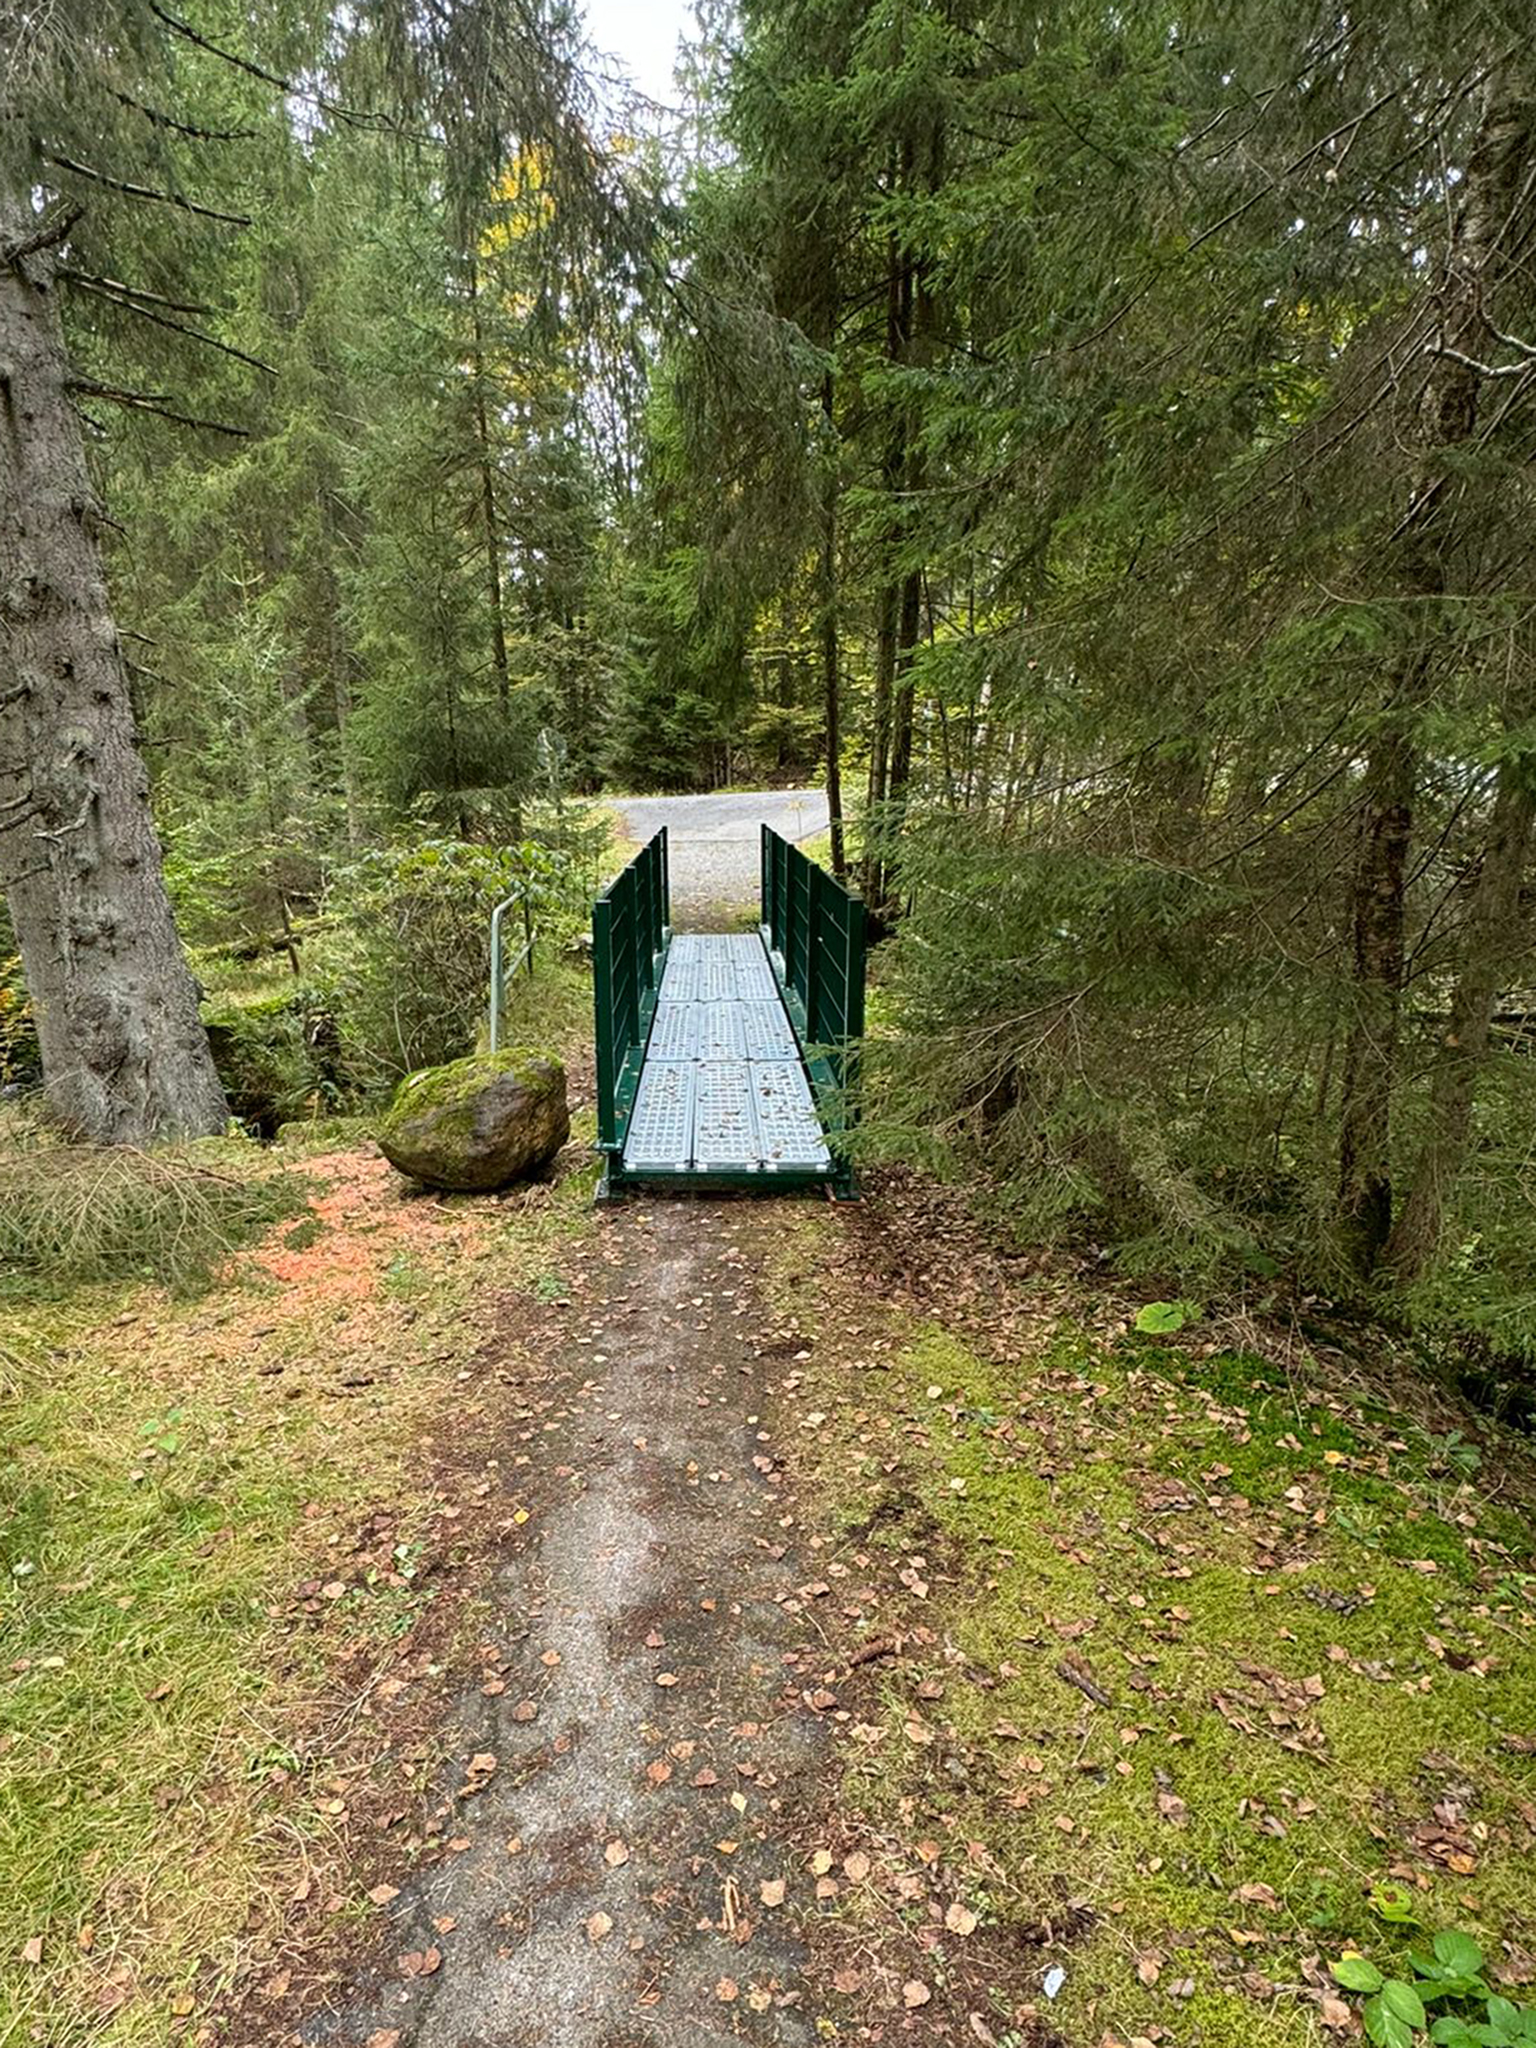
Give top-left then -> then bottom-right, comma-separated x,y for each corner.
375,1049 -> 569,1191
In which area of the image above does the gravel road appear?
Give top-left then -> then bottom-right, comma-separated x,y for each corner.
613,788 -> 828,922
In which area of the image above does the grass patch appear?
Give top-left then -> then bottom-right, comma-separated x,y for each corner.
0,1139 -> 303,1300
0,1125 -> 602,2045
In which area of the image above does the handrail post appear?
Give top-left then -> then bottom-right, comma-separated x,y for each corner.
593,894 -> 616,1151
490,897 -> 504,1053
806,863 -> 822,1043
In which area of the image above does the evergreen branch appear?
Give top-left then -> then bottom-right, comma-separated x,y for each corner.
145,1 -> 414,136
58,269 -> 216,318
110,89 -> 258,141
44,155 -> 250,227
64,276 -> 277,376
2,200 -> 83,269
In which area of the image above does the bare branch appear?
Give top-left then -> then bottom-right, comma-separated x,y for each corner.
1432,344 -> 1536,381
44,154 -> 251,228
2,200 -> 84,270
34,793 -> 95,845
68,380 -> 251,437
1481,316 -> 1536,362
64,275 -> 276,376
59,268 -> 215,317
109,88 -> 258,142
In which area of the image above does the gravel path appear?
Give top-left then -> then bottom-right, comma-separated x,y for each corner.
613,789 -> 828,923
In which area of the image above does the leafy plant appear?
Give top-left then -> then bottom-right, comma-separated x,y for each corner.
1134,1299 -> 1200,1335
1331,1932 -> 1536,2048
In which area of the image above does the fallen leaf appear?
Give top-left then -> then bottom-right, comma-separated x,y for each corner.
903,1980 -> 932,2008
1156,1790 -> 1189,1828
586,1913 -> 613,1943
945,1901 -> 979,1936
843,1850 -> 871,1882
368,1884 -> 400,1907
604,1840 -> 629,1868
716,1979 -> 739,2003
760,1879 -> 786,1907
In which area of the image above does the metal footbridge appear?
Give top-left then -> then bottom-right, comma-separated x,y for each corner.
593,827 -> 866,1199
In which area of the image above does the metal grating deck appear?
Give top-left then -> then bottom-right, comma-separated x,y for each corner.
621,934 -> 831,1179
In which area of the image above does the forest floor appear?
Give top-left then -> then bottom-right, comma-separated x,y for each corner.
5,977 -> 1536,2048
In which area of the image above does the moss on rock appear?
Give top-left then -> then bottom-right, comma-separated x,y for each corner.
375,1047 -> 569,1192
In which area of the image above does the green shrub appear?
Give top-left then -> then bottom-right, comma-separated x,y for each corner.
0,952 -> 38,1088
201,985 -> 353,1136
313,839 -> 588,1083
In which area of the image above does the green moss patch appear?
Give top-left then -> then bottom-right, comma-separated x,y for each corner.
770,1219 -> 1536,2046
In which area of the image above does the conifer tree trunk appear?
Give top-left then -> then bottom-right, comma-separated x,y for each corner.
819,374 -> 846,880
862,175 -> 915,910
1385,762 -> 1536,1278
0,194 -> 228,1141
1335,77 -> 1531,1270
468,260 -> 511,710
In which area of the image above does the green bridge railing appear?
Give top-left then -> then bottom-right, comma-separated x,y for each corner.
593,828 -> 669,1155
760,825 -> 866,1151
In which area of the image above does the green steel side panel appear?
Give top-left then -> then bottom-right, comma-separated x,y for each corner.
593,829 -> 670,1156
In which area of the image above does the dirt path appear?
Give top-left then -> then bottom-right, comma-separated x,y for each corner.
302,1202 -> 824,2048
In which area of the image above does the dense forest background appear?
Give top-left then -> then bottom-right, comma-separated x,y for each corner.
6,0 -> 1536,1371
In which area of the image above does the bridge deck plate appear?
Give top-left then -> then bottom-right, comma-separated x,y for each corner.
620,935 -> 831,1178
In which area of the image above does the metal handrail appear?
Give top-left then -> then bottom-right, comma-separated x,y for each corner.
488,887 -> 535,1053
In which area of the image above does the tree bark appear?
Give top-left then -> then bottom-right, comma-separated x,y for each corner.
861,176 -> 915,909
1336,713 -> 1416,1269
1335,77 -> 1531,1271
0,193 -> 228,1141
468,258 -> 511,710
818,379 -> 846,881
1385,762 -> 1536,1279
887,567 -> 922,810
